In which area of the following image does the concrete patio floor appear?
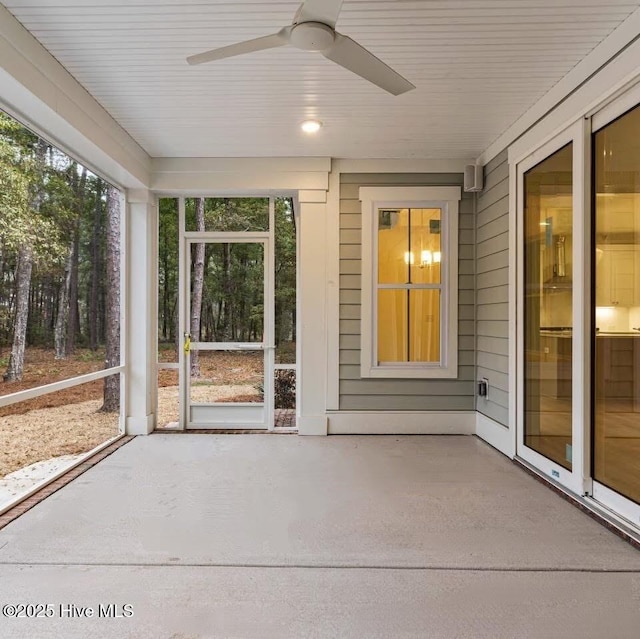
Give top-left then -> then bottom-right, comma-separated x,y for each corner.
0,434 -> 638,638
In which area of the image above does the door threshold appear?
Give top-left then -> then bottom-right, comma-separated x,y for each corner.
153,428 -> 297,435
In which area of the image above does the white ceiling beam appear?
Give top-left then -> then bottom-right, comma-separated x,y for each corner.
151,157 -> 331,193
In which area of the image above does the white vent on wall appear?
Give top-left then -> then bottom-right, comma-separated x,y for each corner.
464,164 -> 483,192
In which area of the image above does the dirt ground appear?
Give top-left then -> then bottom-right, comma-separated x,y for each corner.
0,348 -> 110,417
0,400 -> 119,478
0,347 -> 264,478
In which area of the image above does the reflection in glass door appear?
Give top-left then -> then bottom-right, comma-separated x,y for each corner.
593,104 -> 640,507
517,92 -> 640,529
523,144 -> 574,469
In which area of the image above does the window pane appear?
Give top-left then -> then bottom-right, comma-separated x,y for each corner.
185,197 -> 269,232
411,208 -> 442,285
593,103 -> 640,504
378,209 -> 409,284
523,143 -> 573,470
409,290 -> 440,362
377,289 -> 408,362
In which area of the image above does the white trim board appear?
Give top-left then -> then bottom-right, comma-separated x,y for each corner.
298,415 -> 329,436
328,411 -> 475,435
151,158 -> 331,193
333,159 -> 471,174
475,413 -> 514,459
126,415 -> 155,437
152,172 -> 328,193
508,151 -> 518,467
325,165 -> 341,411
151,157 -> 331,173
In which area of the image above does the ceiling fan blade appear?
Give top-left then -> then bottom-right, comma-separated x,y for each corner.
187,29 -> 290,65
296,0 -> 344,28
323,33 -> 415,96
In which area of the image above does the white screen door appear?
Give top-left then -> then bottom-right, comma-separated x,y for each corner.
180,235 -> 274,429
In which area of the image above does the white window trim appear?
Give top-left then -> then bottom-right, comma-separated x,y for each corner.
359,186 -> 460,379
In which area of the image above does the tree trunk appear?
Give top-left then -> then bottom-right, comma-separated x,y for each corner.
101,185 -> 120,412
190,198 -> 205,377
4,246 -> 34,381
54,241 -> 73,359
161,216 -> 169,341
66,228 -> 80,353
173,299 -> 179,358
3,138 -> 47,381
66,166 -> 86,354
89,180 -> 103,351
222,242 -> 232,342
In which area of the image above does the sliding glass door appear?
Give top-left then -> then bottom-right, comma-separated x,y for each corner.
516,87 -> 640,527
516,122 -> 587,496
592,102 -> 640,520
523,144 -> 574,470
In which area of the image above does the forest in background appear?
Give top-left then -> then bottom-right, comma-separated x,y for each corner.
158,196 -> 297,372
0,108 -> 296,414
0,111 -> 121,410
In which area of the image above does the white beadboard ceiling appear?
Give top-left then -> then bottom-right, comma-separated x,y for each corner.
3,0 -> 640,159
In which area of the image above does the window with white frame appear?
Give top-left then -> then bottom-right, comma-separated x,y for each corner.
359,187 -> 460,378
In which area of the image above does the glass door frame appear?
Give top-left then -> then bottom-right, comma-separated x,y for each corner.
515,119 -> 590,497
589,84 -> 640,526
515,83 -> 640,530
178,198 -> 276,430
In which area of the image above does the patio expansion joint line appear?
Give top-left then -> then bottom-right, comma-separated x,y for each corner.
0,561 -> 638,574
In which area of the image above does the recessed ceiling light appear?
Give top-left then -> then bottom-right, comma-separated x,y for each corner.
301,119 -> 322,134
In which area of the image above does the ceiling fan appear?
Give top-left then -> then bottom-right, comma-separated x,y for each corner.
187,0 -> 415,96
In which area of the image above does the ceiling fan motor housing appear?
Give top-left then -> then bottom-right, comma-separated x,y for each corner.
289,22 -> 336,52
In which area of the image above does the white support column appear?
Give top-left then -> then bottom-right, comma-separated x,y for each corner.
298,190 -> 329,435
125,189 -> 158,435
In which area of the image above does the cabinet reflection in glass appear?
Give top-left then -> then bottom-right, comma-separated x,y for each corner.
593,104 -> 640,505
523,143 -> 573,469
